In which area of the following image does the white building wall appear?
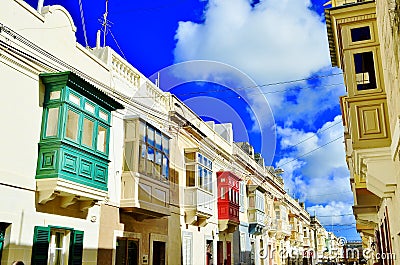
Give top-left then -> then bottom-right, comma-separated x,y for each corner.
0,1 -> 119,264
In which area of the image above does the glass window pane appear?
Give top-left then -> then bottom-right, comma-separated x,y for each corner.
162,135 -> 169,154
198,165 -> 205,190
208,170 -> 213,192
97,125 -> 107,152
354,51 -> 376,90
46,108 -> 59,137
82,118 -> 94,147
197,153 -> 202,164
139,143 -> 146,173
147,126 -> 155,146
185,152 -> 195,163
99,110 -> 109,121
147,147 -> 154,176
49,90 -> 60,100
140,122 -> 146,142
351,26 -> 371,42
155,131 -> 162,150
69,93 -> 80,105
66,109 -> 79,141
162,155 -> 169,180
186,165 -> 195,187
221,187 -> 225,199
203,168 -> 207,190
147,147 -> 155,162
156,151 -> 162,165
85,102 -> 95,113
155,151 -> 162,178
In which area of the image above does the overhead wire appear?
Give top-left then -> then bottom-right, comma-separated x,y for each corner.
109,29 -> 127,60
280,120 -> 342,149
0,23 -> 176,127
277,135 -> 344,167
127,73 -> 344,99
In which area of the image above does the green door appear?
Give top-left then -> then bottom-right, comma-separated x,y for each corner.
0,223 -> 9,264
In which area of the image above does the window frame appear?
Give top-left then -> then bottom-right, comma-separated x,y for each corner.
135,120 -> 170,181
343,21 -> 377,49
343,46 -> 383,96
41,87 -> 112,158
124,117 -> 171,182
31,226 -> 84,265
185,151 -> 213,193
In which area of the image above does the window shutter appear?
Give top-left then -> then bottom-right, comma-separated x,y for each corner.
31,226 -> 50,265
182,233 -> 192,265
69,230 -> 84,265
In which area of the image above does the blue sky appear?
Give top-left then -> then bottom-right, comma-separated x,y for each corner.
24,0 -> 359,240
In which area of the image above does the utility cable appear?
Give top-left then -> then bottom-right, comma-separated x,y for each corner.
109,29 -> 127,60
128,73 -> 344,99
277,135 -> 344,167
282,120 -> 342,149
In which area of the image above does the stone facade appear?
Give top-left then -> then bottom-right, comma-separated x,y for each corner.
0,1 -> 334,265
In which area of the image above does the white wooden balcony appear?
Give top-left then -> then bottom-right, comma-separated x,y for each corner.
184,187 -> 214,226
276,219 -> 291,238
120,172 -> 170,218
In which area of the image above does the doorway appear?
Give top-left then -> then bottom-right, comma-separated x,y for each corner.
217,241 -> 223,265
116,237 -> 139,265
226,241 -> 231,265
206,240 -> 213,265
152,241 -> 166,265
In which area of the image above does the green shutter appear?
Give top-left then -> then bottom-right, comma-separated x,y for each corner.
31,226 -> 50,265
69,230 -> 84,265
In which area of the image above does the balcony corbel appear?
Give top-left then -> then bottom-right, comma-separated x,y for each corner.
38,190 -> 60,204
60,195 -> 80,208
354,148 -> 397,199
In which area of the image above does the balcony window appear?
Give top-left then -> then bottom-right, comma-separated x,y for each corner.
239,181 -> 245,212
66,109 -> 79,141
133,121 -> 170,181
41,89 -> 111,155
351,26 -> 371,42
353,51 -> 377,90
31,226 -> 83,265
185,151 -> 213,193
221,187 -> 226,199
45,107 -> 60,137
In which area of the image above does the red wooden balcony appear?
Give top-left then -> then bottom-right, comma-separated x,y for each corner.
217,171 -> 240,233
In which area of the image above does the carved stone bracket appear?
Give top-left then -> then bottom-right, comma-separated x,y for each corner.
38,190 -> 60,204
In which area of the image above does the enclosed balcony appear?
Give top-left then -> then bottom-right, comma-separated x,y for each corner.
36,72 -> 123,210
121,172 -> 170,218
247,184 -> 266,235
303,237 -> 311,248
217,171 -> 240,233
276,219 -> 291,238
184,187 -> 214,226
184,151 -> 214,226
268,219 -> 278,237
120,118 -> 171,218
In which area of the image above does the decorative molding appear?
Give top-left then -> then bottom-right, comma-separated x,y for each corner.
390,116 -> 400,161
337,14 -> 376,24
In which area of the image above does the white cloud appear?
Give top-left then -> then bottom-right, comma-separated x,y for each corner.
172,0 -> 355,227
307,201 -> 355,225
275,116 -> 353,205
174,0 -> 330,84
173,0 -> 345,126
